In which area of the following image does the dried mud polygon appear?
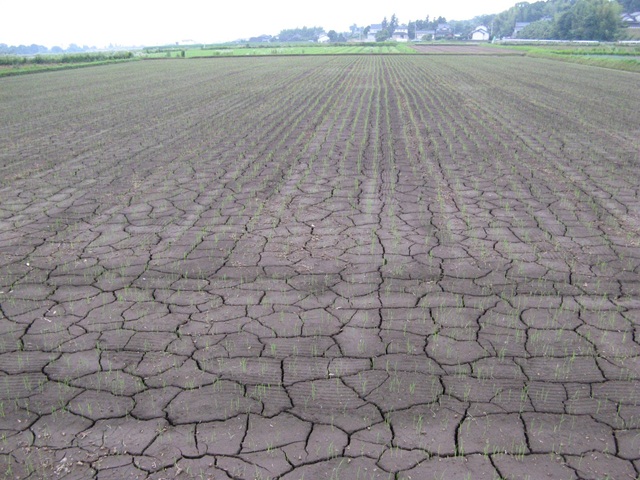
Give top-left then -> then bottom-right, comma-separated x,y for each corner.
1,55 -> 639,479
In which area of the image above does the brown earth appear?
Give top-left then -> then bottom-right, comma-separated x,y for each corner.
411,44 -> 523,55
0,56 -> 639,479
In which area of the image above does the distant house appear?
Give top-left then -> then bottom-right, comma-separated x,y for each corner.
318,35 -> 330,43
414,30 -> 435,41
435,23 -> 454,39
367,24 -> 384,41
622,12 -> 640,28
350,25 -> 365,39
513,22 -> 531,37
470,26 -> 490,41
392,25 -> 409,42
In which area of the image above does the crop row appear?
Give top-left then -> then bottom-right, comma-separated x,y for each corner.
0,56 -> 639,479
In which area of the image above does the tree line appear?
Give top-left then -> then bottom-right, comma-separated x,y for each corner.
0,51 -> 134,66
619,0 -> 640,11
492,0 -> 627,41
0,43 -> 126,56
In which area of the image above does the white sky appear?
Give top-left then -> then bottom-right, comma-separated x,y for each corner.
3,0 -> 521,48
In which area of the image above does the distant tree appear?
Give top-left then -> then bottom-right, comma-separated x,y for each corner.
433,16 -> 447,28
408,15 -> 450,39
554,0 -> 622,40
514,1 -> 549,22
51,46 -> 64,53
278,26 -> 324,42
375,29 -> 391,41
21,44 -> 39,54
327,30 -> 339,42
489,0 -> 624,39
492,0 -> 555,37
450,19 -> 475,37
492,8 -> 519,38
619,0 -> 640,12
28,44 -> 47,54
554,7 -> 575,37
363,26 -> 371,38
389,14 -> 399,35
408,21 -> 416,40
414,16 -> 430,31
474,14 -> 497,28
517,19 -> 555,38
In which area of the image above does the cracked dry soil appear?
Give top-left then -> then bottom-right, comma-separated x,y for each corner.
1,56 -> 640,479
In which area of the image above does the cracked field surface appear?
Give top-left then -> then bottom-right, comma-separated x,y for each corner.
410,45 -> 524,55
0,56 -> 639,479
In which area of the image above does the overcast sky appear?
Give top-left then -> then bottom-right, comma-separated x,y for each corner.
3,0 -> 521,48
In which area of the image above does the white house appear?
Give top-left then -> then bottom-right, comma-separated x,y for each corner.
392,25 -> 409,42
470,26 -> 490,41
414,30 -> 435,41
318,35 -> 330,43
367,24 -> 383,41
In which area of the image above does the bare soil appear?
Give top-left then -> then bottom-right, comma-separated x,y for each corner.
411,44 -> 523,54
0,56 -> 639,479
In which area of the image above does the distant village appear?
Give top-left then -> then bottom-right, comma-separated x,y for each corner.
243,8 -> 640,45
333,23 -> 491,43
246,23 -> 492,45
